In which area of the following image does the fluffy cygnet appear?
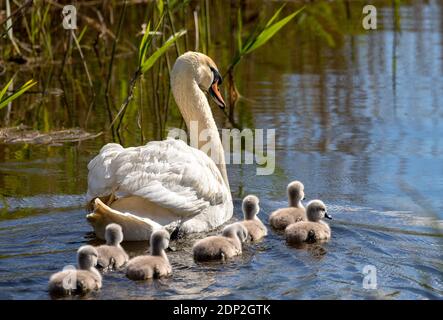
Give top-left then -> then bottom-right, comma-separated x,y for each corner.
192,222 -> 248,262
240,195 -> 267,242
269,181 -> 306,230
125,229 -> 172,280
96,223 -> 129,270
48,245 -> 102,296
285,200 -> 332,245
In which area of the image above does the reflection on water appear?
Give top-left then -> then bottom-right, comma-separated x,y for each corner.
0,1 -> 442,299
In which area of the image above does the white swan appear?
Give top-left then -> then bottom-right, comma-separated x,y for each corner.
86,52 -> 233,241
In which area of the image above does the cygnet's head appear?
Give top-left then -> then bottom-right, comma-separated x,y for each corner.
150,229 -> 170,255
242,195 -> 260,220
306,200 -> 331,222
77,245 -> 98,270
105,223 -> 124,246
287,181 -> 305,207
171,51 -> 226,109
222,222 -> 248,243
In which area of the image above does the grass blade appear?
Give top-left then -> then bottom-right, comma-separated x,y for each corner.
0,80 -> 37,110
245,6 -> 305,55
140,29 -> 186,74
139,17 -> 164,67
139,21 -> 151,66
5,0 -> 21,54
265,4 -> 286,28
156,0 -> 164,16
237,8 -> 242,51
0,79 -> 13,102
241,3 -> 286,55
77,25 -> 88,44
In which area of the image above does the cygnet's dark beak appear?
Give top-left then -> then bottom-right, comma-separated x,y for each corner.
325,211 -> 332,220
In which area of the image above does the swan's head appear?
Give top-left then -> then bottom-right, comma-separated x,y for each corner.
242,195 -> 260,220
77,245 -> 98,270
171,51 -> 226,109
222,222 -> 248,243
105,223 -> 124,246
287,180 -> 305,206
150,229 -> 170,253
306,200 -> 331,222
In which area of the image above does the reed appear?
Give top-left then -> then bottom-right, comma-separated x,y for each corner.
0,78 -> 37,110
109,13 -> 186,136
0,1 -> 369,142
225,4 -> 305,122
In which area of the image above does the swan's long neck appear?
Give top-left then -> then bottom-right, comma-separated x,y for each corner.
172,77 -> 229,188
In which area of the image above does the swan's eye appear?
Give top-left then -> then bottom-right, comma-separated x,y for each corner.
210,67 -> 223,85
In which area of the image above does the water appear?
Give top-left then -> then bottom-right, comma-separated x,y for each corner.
0,1 -> 442,299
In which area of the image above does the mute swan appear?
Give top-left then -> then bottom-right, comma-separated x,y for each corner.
269,181 -> 306,230
285,200 -> 332,245
192,222 -> 248,262
125,230 -> 172,280
86,52 -> 233,241
240,195 -> 267,242
96,223 -> 129,270
48,246 -> 102,296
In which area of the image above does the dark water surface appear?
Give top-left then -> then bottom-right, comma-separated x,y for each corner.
0,1 -> 442,299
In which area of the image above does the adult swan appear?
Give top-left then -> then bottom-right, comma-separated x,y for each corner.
86,52 -> 233,241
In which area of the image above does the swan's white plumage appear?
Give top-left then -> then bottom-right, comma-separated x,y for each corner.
87,143 -> 124,200
86,52 -> 233,241
87,138 -> 227,217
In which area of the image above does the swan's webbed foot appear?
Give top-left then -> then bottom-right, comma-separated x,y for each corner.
170,225 -> 185,241
170,219 -> 187,241
167,224 -> 183,251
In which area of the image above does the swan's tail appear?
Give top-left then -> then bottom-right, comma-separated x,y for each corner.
86,198 -> 163,241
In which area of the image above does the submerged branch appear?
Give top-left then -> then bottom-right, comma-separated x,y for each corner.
0,125 -> 102,145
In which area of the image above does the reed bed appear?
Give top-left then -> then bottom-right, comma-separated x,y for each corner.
0,0 -> 398,145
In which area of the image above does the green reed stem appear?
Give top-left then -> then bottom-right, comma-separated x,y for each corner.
106,0 -> 128,96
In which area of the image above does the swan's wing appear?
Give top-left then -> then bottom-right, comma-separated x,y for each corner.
86,143 -> 125,201
87,139 -> 227,218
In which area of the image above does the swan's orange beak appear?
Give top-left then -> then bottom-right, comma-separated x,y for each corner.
209,80 -> 226,109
